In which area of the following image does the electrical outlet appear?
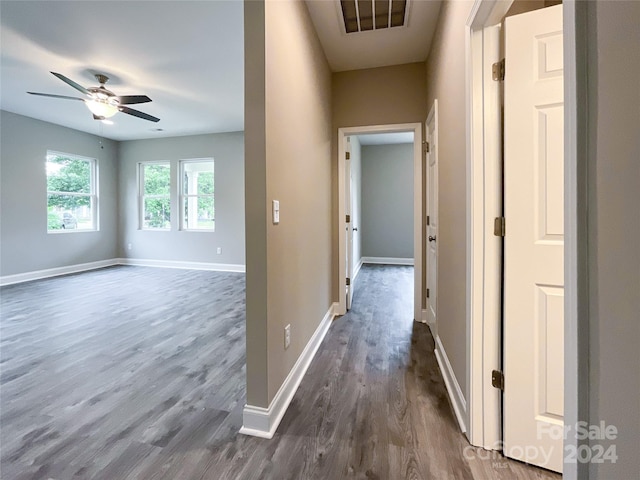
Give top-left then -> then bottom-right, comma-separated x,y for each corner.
284,324 -> 291,349
217,247 -> 222,254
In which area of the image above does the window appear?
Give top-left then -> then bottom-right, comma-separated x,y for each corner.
46,152 -> 97,232
180,159 -> 215,231
140,162 -> 171,230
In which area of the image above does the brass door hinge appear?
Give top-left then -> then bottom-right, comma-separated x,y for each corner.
426,215 -> 430,226
345,151 -> 351,160
426,288 -> 430,298
346,214 -> 351,223
492,59 -> 505,81
494,217 -> 505,237
346,277 -> 351,286
492,370 -> 504,390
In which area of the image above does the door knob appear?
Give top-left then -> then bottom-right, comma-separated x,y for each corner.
353,227 -> 358,232
428,235 -> 437,242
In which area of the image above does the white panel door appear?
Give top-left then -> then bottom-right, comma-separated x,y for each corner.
426,104 -> 438,332
345,138 -> 354,310
503,4 -> 564,473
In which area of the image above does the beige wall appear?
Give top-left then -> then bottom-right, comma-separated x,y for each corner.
586,1 -> 640,477
244,0 -> 333,407
331,62 -> 427,298
424,0 -> 474,399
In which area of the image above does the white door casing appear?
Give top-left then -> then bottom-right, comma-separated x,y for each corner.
345,137 -> 354,310
503,4 -> 564,473
426,101 -> 439,335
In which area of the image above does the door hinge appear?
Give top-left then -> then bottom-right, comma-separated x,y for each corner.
494,217 -> 505,237
492,370 -> 504,390
426,288 -> 430,298
492,59 -> 505,81
346,277 -> 351,286
346,214 -> 351,223
426,215 -> 430,226
425,141 -> 430,153
345,151 -> 351,160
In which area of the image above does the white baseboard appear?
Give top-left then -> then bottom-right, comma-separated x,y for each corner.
353,258 -> 364,281
1,258 -> 247,286
362,256 -> 414,266
420,308 -> 428,324
117,258 -> 246,273
240,302 -> 339,439
0,259 -> 118,286
434,335 -> 467,434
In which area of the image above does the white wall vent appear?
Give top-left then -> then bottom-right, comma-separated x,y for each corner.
340,0 -> 408,34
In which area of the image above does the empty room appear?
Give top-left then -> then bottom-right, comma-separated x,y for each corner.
1,0 -> 638,479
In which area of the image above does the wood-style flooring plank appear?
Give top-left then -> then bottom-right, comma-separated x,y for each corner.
1,265 -> 560,480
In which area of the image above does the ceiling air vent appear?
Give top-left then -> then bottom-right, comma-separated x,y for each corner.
340,0 -> 407,34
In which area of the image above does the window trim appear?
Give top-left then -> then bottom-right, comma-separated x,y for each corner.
46,150 -> 98,234
179,158 -> 215,232
139,161 -> 172,231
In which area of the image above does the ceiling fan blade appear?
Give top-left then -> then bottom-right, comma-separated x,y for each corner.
50,72 -> 90,96
117,95 -> 152,105
27,92 -> 84,101
119,106 -> 160,123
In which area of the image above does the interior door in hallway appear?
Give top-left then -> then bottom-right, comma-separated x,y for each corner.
345,137 -> 354,310
503,4 -> 564,473
426,103 -> 438,333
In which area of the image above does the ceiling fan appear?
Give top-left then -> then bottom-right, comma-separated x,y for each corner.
28,72 -> 160,123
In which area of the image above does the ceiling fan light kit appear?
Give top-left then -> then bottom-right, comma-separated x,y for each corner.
27,72 -> 160,123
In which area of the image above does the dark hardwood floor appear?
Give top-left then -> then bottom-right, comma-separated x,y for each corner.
0,265 -> 560,479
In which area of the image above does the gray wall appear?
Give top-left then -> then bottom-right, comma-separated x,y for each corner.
424,0 -> 474,399
0,111 -> 119,276
361,143 -> 414,259
348,135 -> 362,270
118,132 -> 245,265
586,1 -> 640,478
244,0 -> 333,407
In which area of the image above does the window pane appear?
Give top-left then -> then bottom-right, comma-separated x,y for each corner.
184,196 -> 215,230
143,197 -> 171,229
183,161 -> 214,195
46,155 -> 92,194
143,163 -> 171,195
47,194 -> 93,230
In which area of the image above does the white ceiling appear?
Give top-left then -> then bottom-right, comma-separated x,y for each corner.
305,0 -> 442,72
357,132 -> 414,145
0,1 -> 244,141
1,1 -> 442,142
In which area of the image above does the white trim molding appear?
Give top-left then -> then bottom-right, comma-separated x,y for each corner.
118,258 -> 246,273
240,302 -> 339,439
0,258 -> 247,286
353,258 -> 364,281
0,259 -> 118,286
361,256 -> 414,266
435,335 -> 468,434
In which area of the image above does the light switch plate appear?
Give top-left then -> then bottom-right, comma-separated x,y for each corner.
273,200 -> 280,224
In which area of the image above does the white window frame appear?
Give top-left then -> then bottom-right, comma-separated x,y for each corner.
139,161 -> 172,231
46,150 -> 98,233
179,158 -> 215,232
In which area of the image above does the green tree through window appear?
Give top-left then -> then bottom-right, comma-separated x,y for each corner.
46,152 -> 96,231
141,162 -> 171,229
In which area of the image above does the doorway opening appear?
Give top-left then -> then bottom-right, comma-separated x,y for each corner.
337,123 -> 423,322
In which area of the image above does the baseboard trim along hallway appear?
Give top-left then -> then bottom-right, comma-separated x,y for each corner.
434,335 -> 468,434
361,256 -> 414,265
240,302 -> 339,439
118,258 -> 246,273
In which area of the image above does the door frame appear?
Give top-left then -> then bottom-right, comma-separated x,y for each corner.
425,100 -> 439,337
337,123 -> 423,323
465,1 -> 590,479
